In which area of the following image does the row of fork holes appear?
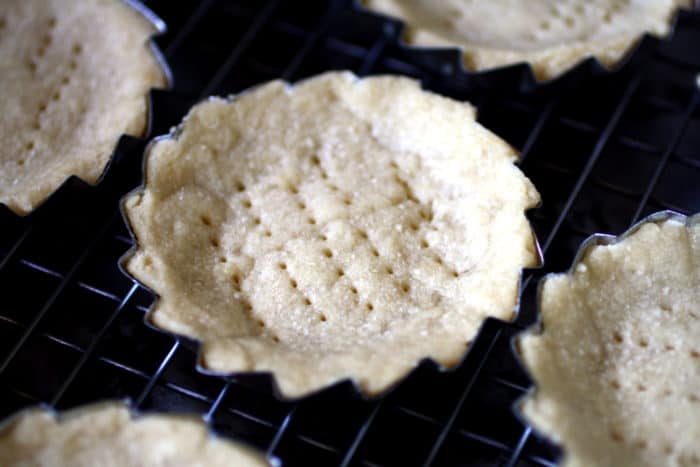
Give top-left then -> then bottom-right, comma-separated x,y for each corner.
387,162 -> 455,274
539,3 -> 621,31
200,207 -> 323,337
610,428 -> 700,464
21,17 -> 83,167
230,271 -> 281,342
612,331 -> 700,359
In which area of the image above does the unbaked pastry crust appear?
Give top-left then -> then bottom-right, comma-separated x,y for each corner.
362,0 -> 692,80
123,71 -> 540,398
0,401 -> 271,466
519,212 -> 700,467
0,0 -> 168,214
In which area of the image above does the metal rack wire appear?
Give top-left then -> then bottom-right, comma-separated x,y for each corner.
0,1 -> 698,465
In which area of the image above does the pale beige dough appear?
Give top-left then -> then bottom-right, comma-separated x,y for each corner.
0,401 -> 270,466
0,0 -> 167,214
123,71 -> 540,398
519,214 -> 700,467
362,0 -> 692,80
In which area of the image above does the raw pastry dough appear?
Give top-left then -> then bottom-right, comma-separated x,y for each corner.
0,0 -> 168,214
363,0 -> 691,80
0,401 -> 270,466
123,71 -> 540,398
520,213 -> 700,466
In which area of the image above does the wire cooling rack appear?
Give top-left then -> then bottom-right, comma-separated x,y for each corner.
1,1 -> 699,465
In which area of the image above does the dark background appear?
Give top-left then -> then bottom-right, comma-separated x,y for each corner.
1,1 -> 699,465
